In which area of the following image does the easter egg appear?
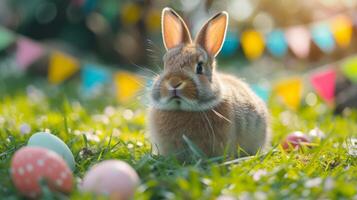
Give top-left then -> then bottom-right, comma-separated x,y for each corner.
10,146 -> 73,198
281,131 -> 311,151
27,132 -> 75,171
80,160 -> 139,200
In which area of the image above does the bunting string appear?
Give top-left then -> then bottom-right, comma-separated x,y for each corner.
0,25 -> 357,108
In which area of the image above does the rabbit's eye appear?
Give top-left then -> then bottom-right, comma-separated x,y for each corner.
196,62 -> 204,75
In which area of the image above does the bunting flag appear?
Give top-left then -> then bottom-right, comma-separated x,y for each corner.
114,71 -> 143,103
121,3 -> 141,25
241,30 -> 265,60
0,26 -> 15,50
274,77 -> 303,110
285,26 -> 311,59
16,38 -> 44,70
251,84 -> 270,102
81,64 -> 111,93
311,24 -> 335,53
342,57 -> 357,83
48,51 -> 80,85
310,68 -> 336,104
331,15 -> 353,48
266,30 -> 288,58
146,9 -> 161,32
221,31 -> 239,57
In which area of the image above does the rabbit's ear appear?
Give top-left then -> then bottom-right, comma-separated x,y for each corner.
162,7 -> 192,50
195,12 -> 228,57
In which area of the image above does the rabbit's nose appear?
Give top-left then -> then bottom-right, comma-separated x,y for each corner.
168,77 -> 184,89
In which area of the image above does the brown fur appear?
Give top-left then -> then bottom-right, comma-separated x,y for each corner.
148,8 -> 270,161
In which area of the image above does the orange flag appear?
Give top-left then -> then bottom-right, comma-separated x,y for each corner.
114,71 -> 144,103
48,51 -> 80,85
274,77 -> 303,110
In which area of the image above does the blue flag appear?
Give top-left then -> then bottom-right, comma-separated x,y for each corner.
81,64 -> 111,93
220,31 -> 239,57
251,84 -> 270,102
266,30 -> 287,58
311,24 -> 335,53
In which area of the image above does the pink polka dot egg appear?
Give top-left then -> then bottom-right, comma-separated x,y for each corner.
10,146 -> 73,198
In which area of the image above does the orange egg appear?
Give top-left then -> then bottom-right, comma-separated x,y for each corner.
10,146 -> 73,198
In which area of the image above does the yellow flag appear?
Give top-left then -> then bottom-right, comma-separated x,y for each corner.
48,51 -> 80,84
114,72 -> 143,103
241,30 -> 265,60
331,15 -> 352,48
121,3 -> 141,25
274,77 -> 303,110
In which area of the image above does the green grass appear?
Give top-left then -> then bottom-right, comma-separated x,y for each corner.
0,73 -> 357,200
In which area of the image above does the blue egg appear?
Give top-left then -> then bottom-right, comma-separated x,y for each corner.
27,132 -> 75,171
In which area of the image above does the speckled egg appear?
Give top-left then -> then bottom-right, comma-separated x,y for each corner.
80,160 -> 139,200
27,132 -> 75,171
282,131 -> 312,151
10,146 -> 73,198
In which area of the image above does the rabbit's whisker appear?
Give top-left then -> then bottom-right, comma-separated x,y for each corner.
130,62 -> 159,76
201,110 -> 217,153
211,109 -> 232,124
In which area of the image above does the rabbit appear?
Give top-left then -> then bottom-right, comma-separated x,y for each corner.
148,7 -> 270,160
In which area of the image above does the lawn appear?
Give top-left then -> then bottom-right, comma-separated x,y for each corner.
0,72 -> 357,199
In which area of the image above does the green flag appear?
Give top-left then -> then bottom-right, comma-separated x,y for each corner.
342,57 -> 357,83
0,27 -> 15,50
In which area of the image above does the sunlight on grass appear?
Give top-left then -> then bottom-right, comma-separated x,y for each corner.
0,77 -> 356,199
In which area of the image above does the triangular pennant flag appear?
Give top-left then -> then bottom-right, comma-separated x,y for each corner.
221,31 -> 239,57
310,68 -> 336,104
0,26 -> 15,50
81,64 -> 111,93
266,30 -> 288,58
274,77 -> 303,110
251,84 -> 271,102
48,51 -> 80,84
285,26 -> 311,59
16,38 -> 44,70
331,15 -> 353,48
342,57 -> 357,83
241,30 -> 265,60
114,71 -> 143,103
121,3 -> 142,25
311,24 -> 335,53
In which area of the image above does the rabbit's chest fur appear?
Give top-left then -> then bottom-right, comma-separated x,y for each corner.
149,74 -> 269,158
149,99 -> 234,157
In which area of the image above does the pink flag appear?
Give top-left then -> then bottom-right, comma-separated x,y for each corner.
310,68 -> 336,104
16,38 -> 44,70
285,26 -> 311,59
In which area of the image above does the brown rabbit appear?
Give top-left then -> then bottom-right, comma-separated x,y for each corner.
148,7 -> 270,160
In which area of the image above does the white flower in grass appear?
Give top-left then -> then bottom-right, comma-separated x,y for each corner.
19,123 -> 31,135
123,109 -> 134,120
308,127 -> 325,140
216,195 -> 236,200
104,106 -> 116,117
324,177 -> 334,190
252,169 -> 267,181
112,128 -> 121,137
127,143 -> 134,149
254,191 -> 267,200
344,138 -> 357,157
305,177 -> 322,188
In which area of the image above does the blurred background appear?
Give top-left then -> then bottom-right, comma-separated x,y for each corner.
0,0 -> 357,113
